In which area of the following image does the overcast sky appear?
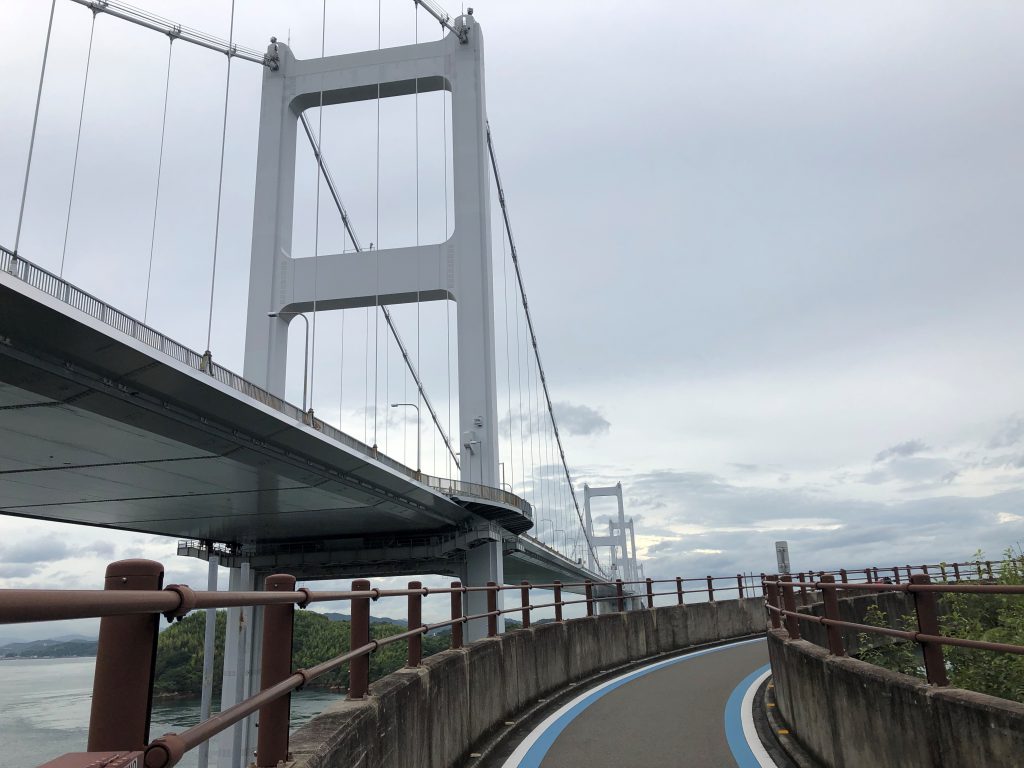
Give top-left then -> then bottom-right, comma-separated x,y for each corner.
2,1 -> 1023,639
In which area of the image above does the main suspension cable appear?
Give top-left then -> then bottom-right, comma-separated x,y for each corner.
486,123 -> 602,571
59,9 -> 98,278
297,122 -> 459,468
204,0 -> 237,356
14,0 -> 57,255
309,0 -> 327,414
144,36 -> 175,322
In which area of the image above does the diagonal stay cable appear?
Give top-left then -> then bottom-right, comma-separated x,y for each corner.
299,113 -> 459,470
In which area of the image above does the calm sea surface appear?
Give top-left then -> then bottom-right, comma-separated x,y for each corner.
0,657 -> 341,768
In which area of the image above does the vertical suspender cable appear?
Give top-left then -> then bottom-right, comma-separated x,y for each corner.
501,206 -> 515,493
487,125 -> 602,570
309,0 -> 327,414
60,10 -> 98,278
415,4 -> 422,470
144,36 -> 175,322
442,20 -> 453,479
372,0 -> 382,448
14,0 -> 57,255
204,0 -> 237,356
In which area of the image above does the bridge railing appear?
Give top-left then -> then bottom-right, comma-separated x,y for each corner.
763,562 -> 1024,687
1,561 -> 762,767
0,246 -> 531,518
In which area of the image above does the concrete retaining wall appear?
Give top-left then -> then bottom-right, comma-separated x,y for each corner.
767,630 -> 1024,768
288,598 -> 766,768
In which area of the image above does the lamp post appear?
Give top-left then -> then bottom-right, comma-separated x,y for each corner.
390,402 -> 420,474
267,311 -> 310,412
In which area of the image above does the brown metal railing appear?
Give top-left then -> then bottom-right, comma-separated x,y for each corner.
1,560 -> 763,767
763,561 -> 1022,688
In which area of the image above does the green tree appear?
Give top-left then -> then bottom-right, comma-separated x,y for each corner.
155,610 -> 451,697
856,548 -> 1024,703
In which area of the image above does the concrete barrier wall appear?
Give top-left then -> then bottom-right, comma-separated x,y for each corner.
767,630 -> 1024,768
289,597 -> 766,768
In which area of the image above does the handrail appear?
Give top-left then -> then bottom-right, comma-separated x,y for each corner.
0,560 -> 769,767
762,563 -> 1022,688
0,246 -> 531,519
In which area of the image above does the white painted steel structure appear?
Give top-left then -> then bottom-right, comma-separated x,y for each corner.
244,15 -> 507,638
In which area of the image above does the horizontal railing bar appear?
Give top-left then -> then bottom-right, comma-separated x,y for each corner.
771,606 -> 1024,656
764,579 -> 1024,595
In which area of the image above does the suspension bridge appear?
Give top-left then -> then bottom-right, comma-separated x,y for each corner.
4,4 -> 1024,768
2,1 -> 650,765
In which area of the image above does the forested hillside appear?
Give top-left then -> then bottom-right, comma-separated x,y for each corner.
154,610 -> 449,697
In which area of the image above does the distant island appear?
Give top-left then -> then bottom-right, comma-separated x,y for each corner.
0,636 -> 98,659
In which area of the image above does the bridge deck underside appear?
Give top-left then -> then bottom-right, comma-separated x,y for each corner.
0,271 -> 610,587
0,277 -> 481,544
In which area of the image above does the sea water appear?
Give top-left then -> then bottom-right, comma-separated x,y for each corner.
0,657 -> 340,767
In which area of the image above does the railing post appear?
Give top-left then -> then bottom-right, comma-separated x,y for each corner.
646,578 -> 654,608
675,577 -> 684,605
819,575 -> 845,656
88,559 -> 163,752
707,575 -> 715,602
976,560 -> 982,580
520,581 -> 531,628
939,564 -> 948,583
910,574 -> 949,686
921,564 -> 929,577
839,568 -> 848,584
256,573 -> 296,768
781,575 -> 801,639
486,581 -> 498,637
759,573 -> 767,597
585,580 -> 594,617
553,581 -> 563,622
873,567 -> 880,582
905,565 -> 913,581
952,562 -> 961,582
615,579 -> 625,612
347,579 -> 371,700
986,561 -> 994,580
450,582 -> 464,649
736,574 -> 744,599
766,579 -> 781,629
408,581 -> 423,667
893,567 -> 901,584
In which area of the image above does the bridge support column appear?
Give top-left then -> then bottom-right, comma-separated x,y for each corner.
217,561 -> 256,768
465,541 -> 504,642
197,553 -> 219,768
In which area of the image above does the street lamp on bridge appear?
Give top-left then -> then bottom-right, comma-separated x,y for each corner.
390,402 -> 421,473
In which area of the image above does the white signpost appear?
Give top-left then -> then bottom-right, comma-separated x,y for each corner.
775,540 -> 791,574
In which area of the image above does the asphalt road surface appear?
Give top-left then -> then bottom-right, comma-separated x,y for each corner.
502,638 -> 770,768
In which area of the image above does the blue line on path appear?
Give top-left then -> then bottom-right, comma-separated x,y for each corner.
724,662 -> 772,768
513,638 -> 764,768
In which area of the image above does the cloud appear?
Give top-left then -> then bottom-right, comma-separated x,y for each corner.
553,403 -> 610,436
989,416 -> 1024,449
0,537 -> 71,564
874,440 -> 929,463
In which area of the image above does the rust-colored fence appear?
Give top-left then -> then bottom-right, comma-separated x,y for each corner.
763,560 -> 1022,688
0,561 -> 760,768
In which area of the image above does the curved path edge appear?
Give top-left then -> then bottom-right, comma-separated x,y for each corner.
492,637 -> 773,768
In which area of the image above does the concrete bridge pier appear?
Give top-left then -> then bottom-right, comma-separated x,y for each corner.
464,538 -> 505,642
216,561 -> 259,768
